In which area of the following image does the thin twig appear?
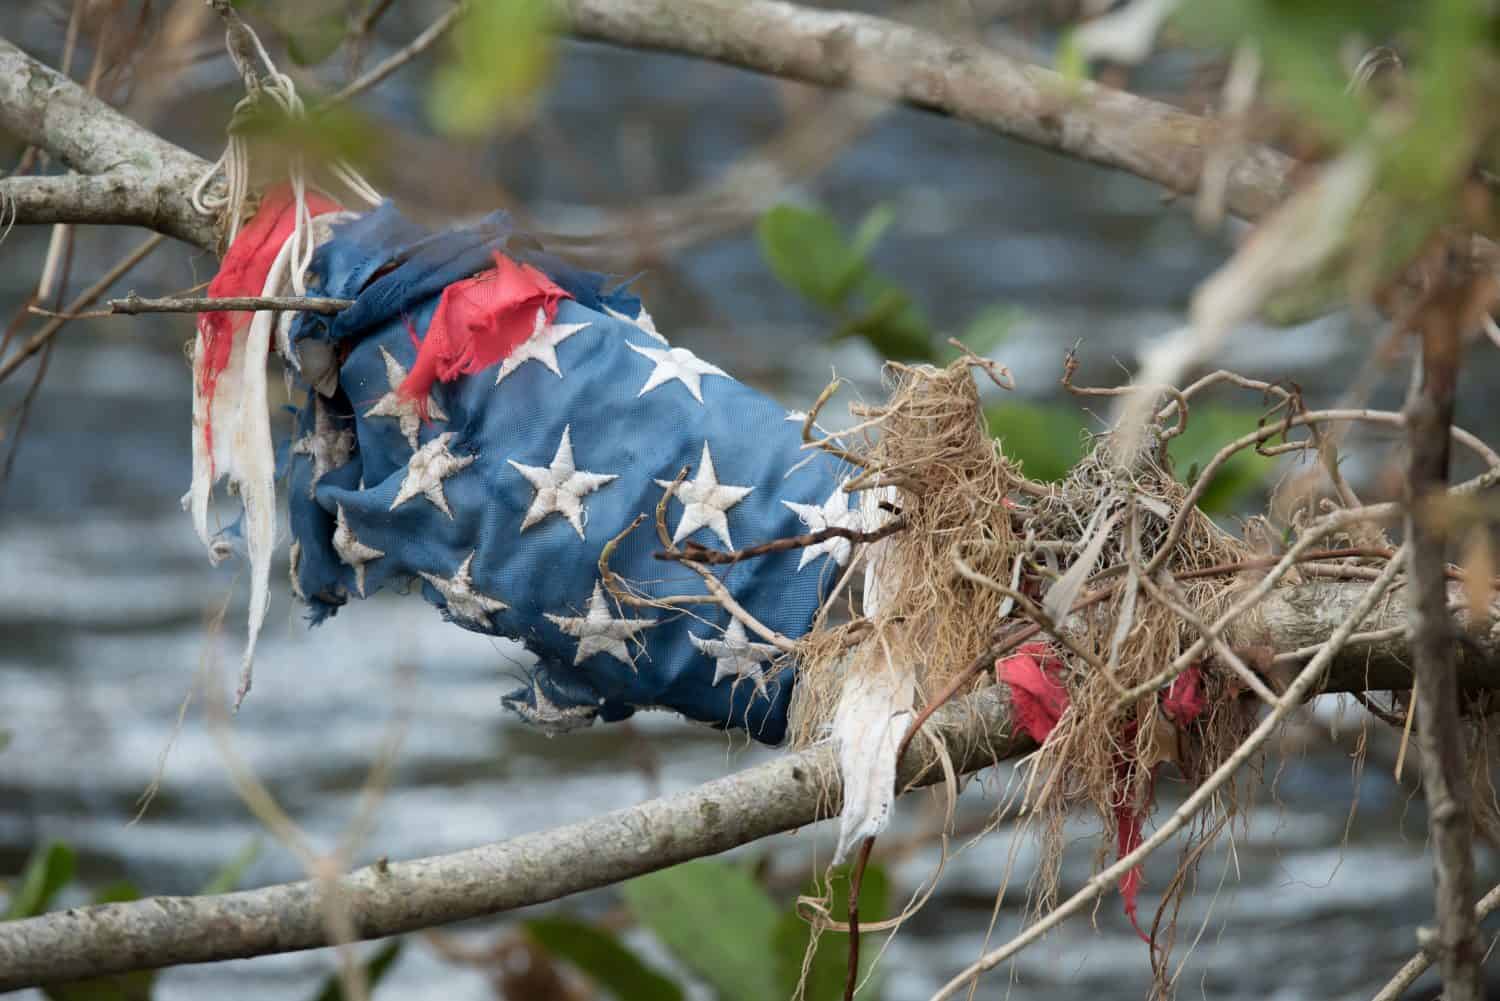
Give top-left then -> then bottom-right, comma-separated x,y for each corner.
325,2 -> 466,106
0,233 -> 163,383
929,548 -> 1408,1001
659,517 -> 908,566
101,293 -> 352,316
1372,882 -> 1500,1001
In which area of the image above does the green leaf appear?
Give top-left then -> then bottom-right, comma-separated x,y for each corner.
1166,405 -> 1275,513
306,940 -> 403,1001
5,841 -> 76,920
428,0 -> 555,136
524,916 -> 684,1001
622,860 -> 782,1001
774,864 -> 890,1001
985,401 -> 1091,482
838,285 -> 937,361
199,838 -> 262,896
757,204 -> 866,310
0,728 -> 11,754
90,881 -> 141,906
849,203 -> 896,259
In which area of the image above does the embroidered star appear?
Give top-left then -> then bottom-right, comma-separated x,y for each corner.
420,551 -> 508,627
604,304 -> 668,344
390,432 -> 474,517
333,503 -> 384,596
545,582 -> 657,666
495,307 -> 591,384
364,346 -> 448,450
655,441 -> 754,549
292,397 -> 355,496
691,618 -> 782,697
627,342 -> 728,404
503,683 -> 598,735
508,425 -> 619,538
782,481 -> 864,570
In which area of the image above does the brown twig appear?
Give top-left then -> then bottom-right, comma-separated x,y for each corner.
1372,881 -> 1500,1001
843,835 -> 875,1001
0,233 -> 163,383
106,293 -> 353,316
326,1 -> 466,106
1402,262 -> 1483,1001
658,517 -> 908,566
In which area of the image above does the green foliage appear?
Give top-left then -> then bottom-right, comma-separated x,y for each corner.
233,103 -> 378,169
524,916 -> 684,1001
604,858 -> 887,1001
305,940 -> 402,1001
985,401 -> 1091,484
985,400 -> 1271,513
1166,405 -> 1276,514
621,859 -> 783,1001
772,865 -> 889,1001
757,201 -> 1020,364
428,0 -> 556,136
4,841 -> 76,920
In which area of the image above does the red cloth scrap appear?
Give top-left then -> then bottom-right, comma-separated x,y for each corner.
997,645 -> 1205,945
400,253 -> 572,415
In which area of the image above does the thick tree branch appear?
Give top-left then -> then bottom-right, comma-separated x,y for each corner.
556,0 -> 1295,222
0,575 -> 1495,991
0,37 -> 217,250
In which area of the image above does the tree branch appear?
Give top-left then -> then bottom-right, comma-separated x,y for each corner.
556,0 -> 1295,222
0,37 -> 217,250
1401,264 -> 1483,1000
0,574 -> 1495,991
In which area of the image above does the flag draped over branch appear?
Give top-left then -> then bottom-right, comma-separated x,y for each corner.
196,200 -> 863,744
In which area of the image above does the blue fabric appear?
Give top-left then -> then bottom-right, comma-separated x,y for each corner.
284,205 -> 853,744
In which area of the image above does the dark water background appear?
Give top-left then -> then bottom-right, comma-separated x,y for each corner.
2,3 -> 1497,998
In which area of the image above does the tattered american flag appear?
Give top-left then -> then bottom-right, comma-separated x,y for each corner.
195,191 -> 865,745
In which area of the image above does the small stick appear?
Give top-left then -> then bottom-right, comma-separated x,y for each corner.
110,293 -> 353,315
1394,682 -> 1417,781
658,518 -> 908,566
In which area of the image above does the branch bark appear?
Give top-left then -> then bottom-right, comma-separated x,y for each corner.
1401,264 -> 1483,1001
0,37 -> 217,250
0,575 -> 1495,991
556,0 -> 1296,222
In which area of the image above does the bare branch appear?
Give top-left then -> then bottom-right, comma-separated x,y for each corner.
556,0 -> 1295,222
104,294 -> 354,316
1402,264 -> 1484,1001
0,572 -> 1495,989
0,37 -> 216,249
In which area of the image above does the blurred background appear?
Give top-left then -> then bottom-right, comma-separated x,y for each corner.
1,1 -> 1495,998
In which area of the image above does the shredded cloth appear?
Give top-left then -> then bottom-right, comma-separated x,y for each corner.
187,197 -> 867,742
999,644 -> 1206,939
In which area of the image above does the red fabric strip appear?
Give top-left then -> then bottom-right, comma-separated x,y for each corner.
399,253 -> 572,415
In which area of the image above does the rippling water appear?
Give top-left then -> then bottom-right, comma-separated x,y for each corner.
3,7 -> 1498,999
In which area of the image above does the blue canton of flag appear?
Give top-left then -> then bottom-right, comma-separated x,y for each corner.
282,205 -> 860,744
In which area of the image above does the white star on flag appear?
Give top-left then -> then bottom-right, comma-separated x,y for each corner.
507,683 -> 598,735
546,581 -> 657,666
508,425 -> 619,537
627,343 -> 728,404
420,552 -> 508,627
691,618 -> 782,696
390,432 -> 474,517
364,346 -> 448,450
604,304 -> 668,344
495,307 -> 591,384
782,481 -> 864,569
656,441 -> 754,549
292,397 -> 354,495
333,503 -> 384,596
